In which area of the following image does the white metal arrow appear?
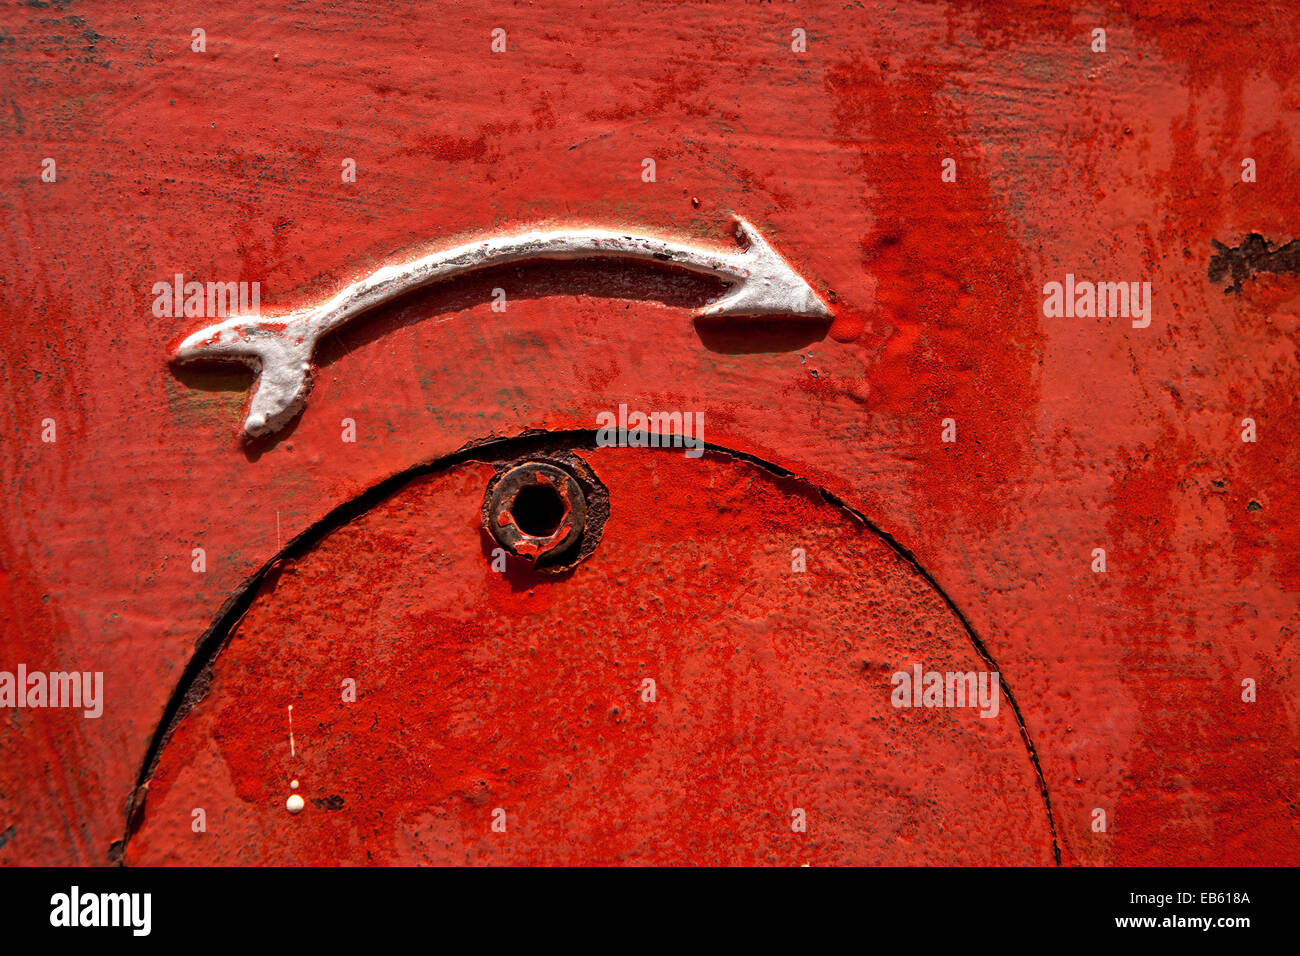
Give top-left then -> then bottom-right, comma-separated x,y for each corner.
174,217 -> 830,437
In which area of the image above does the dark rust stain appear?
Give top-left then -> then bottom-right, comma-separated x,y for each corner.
1208,234 -> 1300,292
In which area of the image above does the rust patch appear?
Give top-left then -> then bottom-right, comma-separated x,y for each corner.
1208,234 -> 1300,293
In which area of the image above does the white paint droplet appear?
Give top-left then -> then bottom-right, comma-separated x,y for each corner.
286,794 -> 305,814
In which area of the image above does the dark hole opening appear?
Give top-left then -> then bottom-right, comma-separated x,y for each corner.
512,484 -> 566,536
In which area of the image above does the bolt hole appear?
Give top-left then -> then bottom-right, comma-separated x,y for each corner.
511,484 -> 566,537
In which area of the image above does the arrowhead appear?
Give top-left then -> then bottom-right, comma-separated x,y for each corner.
698,218 -> 831,319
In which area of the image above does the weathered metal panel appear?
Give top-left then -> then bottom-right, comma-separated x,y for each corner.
0,0 -> 1296,865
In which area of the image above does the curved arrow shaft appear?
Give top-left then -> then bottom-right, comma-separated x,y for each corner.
301,229 -> 748,342
174,216 -> 828,437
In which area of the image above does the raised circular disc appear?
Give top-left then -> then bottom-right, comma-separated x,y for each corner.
126,445 -> 1055,865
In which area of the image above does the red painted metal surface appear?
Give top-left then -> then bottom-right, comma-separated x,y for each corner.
1,0 -> 1298,865
125,449 -> 1054,864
